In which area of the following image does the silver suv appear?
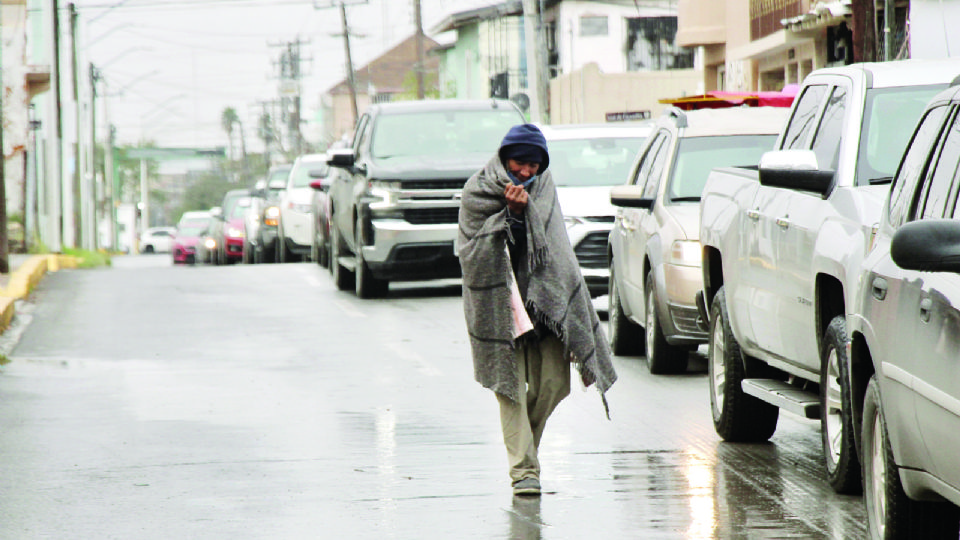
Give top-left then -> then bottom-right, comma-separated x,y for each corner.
607,106 -> 788,373
850,83 -> 960,537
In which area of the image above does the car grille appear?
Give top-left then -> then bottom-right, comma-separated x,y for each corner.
404,207 -> 460,225
401,179 -> 468,190
573,231 -> 609,269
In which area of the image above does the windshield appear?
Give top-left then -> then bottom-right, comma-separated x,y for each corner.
667,134 -> 778,201
177,219 -> 208,237
547,137 -> 647,186
857,84 -> 947,186
289,160 -> 328,188
371,109 -> 523,159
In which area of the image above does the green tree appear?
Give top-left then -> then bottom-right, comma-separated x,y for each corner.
221,107 -> 239,160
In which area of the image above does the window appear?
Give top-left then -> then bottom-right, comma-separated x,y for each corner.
630,133 -> 666,187
887,105 -> 949,226
580,16 -> 608,37
548,137 -> 647,187
811,86 -> 847,170
781,84 -> 828,150
667,134 -> 778,201
642,134 -> 672,199
920,112 -> 960,219
370,109 -> 522,159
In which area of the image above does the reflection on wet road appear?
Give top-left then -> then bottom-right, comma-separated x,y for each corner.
0,257 -> 866,538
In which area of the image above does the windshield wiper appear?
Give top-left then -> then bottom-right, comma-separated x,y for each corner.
867,176 -> 893,185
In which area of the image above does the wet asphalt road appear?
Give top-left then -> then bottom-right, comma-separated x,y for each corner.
0,255 -> 867,539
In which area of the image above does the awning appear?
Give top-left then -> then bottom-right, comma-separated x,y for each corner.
659,89 -> 797,111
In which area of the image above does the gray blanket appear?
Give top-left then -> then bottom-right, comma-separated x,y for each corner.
458,154 -> 617,411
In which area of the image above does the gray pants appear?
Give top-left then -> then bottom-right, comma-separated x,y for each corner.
496,335 -> 571,483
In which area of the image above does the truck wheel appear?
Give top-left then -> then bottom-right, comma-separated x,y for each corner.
330,223 -> 354,291
355,229 -> 388,298
645,271 -> 689,374
820,315 -> 862,494
312,231 -> 328,268
279,234 -> 293,263
708,286 -> 779,442
608,263 -> 644,356
862,376 -> 960,539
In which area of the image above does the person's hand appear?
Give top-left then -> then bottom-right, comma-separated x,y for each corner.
504,184 -> 528,214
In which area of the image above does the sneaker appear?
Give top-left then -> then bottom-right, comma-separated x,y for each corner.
512,477 -> 541,496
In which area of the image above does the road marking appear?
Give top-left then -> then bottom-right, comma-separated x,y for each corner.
386,342 -> 441,376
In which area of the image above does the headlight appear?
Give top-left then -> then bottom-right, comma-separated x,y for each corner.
564,216 -> 585,229
669,240 -> 701,267
369,180 -> 402,210
203,238 -> 217,249
227,226 -> 244,238
264,206 -> 280,226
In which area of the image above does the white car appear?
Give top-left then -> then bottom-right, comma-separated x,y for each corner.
278,153 -> 328,263
541,123 -> 652,298
139,226 -> 177,253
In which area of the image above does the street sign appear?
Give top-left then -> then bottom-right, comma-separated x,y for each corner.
605,111 -> 651,122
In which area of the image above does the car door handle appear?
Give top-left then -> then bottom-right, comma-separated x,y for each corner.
776,217 -> 790,229
871,277 -> 887,301
920,298 -> 933,323
747,209 -> 760,221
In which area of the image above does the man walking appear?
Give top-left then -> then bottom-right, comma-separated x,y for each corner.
458,124 -> 617,496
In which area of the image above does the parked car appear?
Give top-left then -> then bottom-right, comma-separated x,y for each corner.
326,98 -> 526,297
243,164 -> 290,264
172,211 -> 212,265
698,59 -> 960,495
849,83 -> 960,538
278,153 -> 328,263
309,165 -> 334,268
139,226 -> 176,253
540,122 -> 652,298
608,106 -> 788,374
214,188 -> 250,265
196,214 -> 222,265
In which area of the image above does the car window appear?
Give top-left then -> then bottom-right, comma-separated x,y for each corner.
781,84 -> 828,150
857,84 -> 948,187
177,219 -> 208,236
370,109 -> 523,159
919,111 -> 960,219
888,104 -> 950,226
289,160 -> 327,188
811,85 -> 847,170
548,136 -> 647,187
269,167 -> 291,183
667,134 -> 778,201
642,133 -> 673,199
629,132 -> 665,188
353,114 -> 370,151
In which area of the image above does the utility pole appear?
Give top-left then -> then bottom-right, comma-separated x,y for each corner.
46,0 -> 64,252
88,63 -> 100,250
270,38 -> 309,156
521,0 -> 544,122
414,0 -> 425,99
0,4 -> 7,273
313,1 -> 366,127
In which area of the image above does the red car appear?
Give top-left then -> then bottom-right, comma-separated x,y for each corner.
172,211 -> 212,265
219,197 -> 251,264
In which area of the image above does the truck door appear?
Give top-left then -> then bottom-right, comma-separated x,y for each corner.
778,82 -> 850,367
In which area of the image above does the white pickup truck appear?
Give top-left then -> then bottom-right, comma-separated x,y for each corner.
698,59 -> 960,495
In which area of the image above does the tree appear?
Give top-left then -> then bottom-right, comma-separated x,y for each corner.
221,107 -> 239,160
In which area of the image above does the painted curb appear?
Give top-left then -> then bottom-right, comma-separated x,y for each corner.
0,255 -> 79,333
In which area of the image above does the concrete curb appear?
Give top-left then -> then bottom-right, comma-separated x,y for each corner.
0,255 -> 79,333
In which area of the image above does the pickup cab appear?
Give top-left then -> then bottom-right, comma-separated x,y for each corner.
326,99 -> 525,298
698,59 -> 960,494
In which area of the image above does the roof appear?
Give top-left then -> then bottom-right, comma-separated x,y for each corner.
327,33 -> 441,96
541,122 -> 653,141
370,98 -> 522,115
661,106 -> 791,138
809,58 -> 960,89
659,89 -> 796,110
430,0 -> 523,34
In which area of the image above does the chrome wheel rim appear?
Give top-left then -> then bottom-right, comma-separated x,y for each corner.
824,347 -> 843,471
868,412 -> 886,538
710,315 -> 726,420
645,288 -> 656,359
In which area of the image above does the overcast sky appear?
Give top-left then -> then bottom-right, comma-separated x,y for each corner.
74,0 -> 498,151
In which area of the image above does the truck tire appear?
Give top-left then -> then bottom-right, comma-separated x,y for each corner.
708,287 -> 779,442
820,315 -> 862,494
608,262 -> 644,356
862,376 -> 960,539
355,228 -> 388,298
645,271 -> 689,374
330,223 -> 354,291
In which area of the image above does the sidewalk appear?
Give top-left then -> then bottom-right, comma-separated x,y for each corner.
0,254 -> 78,333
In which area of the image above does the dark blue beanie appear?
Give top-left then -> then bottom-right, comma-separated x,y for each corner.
499,123 -> 549,172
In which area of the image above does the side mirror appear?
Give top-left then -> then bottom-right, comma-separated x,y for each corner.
267,178 -> 286,191
758,149 -> 835,196
328,148 -> 357,170
210,206 -> 223,219
308,167 -> 329,178
610,184 -> 654,210
891,219 -> 960,273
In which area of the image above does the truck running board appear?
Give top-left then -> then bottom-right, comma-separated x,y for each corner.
337,256 -> 357,272
741,379 -> 820,419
